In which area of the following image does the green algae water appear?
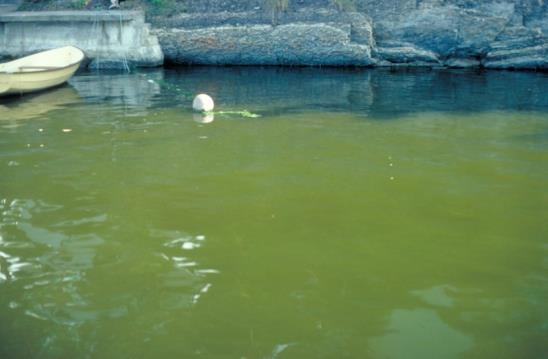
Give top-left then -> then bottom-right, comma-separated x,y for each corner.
1,68 -> 547,358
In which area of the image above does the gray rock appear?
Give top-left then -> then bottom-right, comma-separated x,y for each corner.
157,22 -> 374,66
373,4 -> 514,58
150,1 -> 547,69
484,44 -> 548,69
445,58 -> 481,68
153,8 -> 377,66
374,42 -> 440,65
5,1 -> 546,70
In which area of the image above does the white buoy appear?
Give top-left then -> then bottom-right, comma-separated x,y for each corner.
192,94 -> 214,112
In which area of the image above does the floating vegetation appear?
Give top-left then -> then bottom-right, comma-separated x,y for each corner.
206,110 -> 261,118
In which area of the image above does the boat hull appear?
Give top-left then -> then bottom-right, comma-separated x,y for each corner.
0,46 -> 84,97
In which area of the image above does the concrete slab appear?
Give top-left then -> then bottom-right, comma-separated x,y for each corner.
0,10 -> 143,22
0,10 -> 163,68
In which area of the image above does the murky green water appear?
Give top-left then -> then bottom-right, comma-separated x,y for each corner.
1,68 -> 547,358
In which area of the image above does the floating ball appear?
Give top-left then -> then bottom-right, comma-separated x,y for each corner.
192,94 -> 214,112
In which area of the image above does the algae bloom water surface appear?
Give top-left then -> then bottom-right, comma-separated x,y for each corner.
0,68 -> 547,358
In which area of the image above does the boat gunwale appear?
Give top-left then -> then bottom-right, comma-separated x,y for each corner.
0,46 -> 85,75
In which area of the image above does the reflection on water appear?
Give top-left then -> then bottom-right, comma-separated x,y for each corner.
411,285 -> 456,308
154,229 -> 219,307
370,308 -> 473,359
2,67 -> 547,122
0,67 -> 547,358
70,71 -> 163,112
0,87 -> 80,126
193,113 -> 215,124
157,67 -> 548,116
0,195 -> 218,356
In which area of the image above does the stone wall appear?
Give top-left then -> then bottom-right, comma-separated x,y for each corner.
0,10 -> 163,68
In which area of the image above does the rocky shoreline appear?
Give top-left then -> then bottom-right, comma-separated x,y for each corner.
1,0 -> 547,70
150,1 -> 547,70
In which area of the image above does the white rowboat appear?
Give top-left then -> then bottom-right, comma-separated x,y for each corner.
0,46 -> 84,96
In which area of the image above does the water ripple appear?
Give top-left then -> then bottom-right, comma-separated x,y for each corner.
152,229 -> 220,307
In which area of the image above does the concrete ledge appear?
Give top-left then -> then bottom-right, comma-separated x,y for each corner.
0,10 -> 141,22
0,10 -> 163,69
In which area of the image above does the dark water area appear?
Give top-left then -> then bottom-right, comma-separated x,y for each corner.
1,67 -> 547,358
14,66 -> 543,118
155,67 -> 548,116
